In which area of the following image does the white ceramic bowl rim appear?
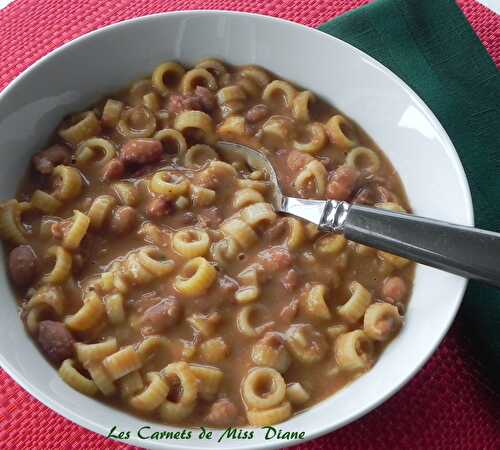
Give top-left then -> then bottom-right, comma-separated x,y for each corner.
0,10 -> 473,450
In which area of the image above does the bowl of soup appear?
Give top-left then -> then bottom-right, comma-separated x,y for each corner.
0,10 -> 472,450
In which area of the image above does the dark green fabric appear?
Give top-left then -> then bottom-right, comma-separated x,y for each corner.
320,0 -> 500,386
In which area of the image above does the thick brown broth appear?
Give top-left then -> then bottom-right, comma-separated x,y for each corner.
2,59 -> 414,428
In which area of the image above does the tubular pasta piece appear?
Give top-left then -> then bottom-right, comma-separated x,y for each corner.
42,245 -> 72,285
117,105 -> 156,138
112,182 -> 139,206
88,195 -> 116,229
220,217 -> 258,249
87,363 -> 116,396
52,165 -> 82,201
240,202 -> 277,229
130,372 -> 169,412
262,80 -> 297,107
237,304 -> 273,338
294,160 -> 327,196
301,284 -> 331,320
314,234 -> 347,256
286,382 -> 310,405
293,123 -> 327,154
75,338 -> 118,366
76,138 -> 116,167
64,290 -> 105,332
160,399 -> 195,422
30,190 -> 62,214
210,237 -> 239,266
285,324 -> 327,364
240,66 -> 271,88
334,329 -> 374,371
251,334 -> 291,373
118,371 -> 144,399
152,62 -> 186,95
102,99 -> 124,128
196,58 -> 227,78
174,110 -> 215,144
58,359 -> 98,396
0,200 -> 28,244
181,68 -> 217,94
325,114 -> 357,149
136,336 -> 170,363
62,210 -> 90,251
363,302 -> 402,341
174,257 -> 217,297
242,367 -> 286,410
292,90 -> 315,121
190,184 -> 216,208
337,281 -> 372,323
137,246 -> 175,277
217,115 -> 247,138
345,146 -> 381,173
187,312 -> 221,337
58,111 -> 101,145
189,364 -> 224,401
232,188 -> 264,209
154,128 -> 187,154
199,337 -> 229,363
160,361 -> 198,406
247,401 -> 292,426
149,171 -> 190,200
103,345 -> 142,381
172,228 -> 210,258
184,144 -> 218,169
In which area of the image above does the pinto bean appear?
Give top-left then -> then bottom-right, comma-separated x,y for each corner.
141,296 -> 183,335
326,165 -> 360,201
286,149 -> 314,172
101,158 -> 125,181
205,399 -> 239,427
195,86 -> 216,112
146,197 -> 173,219
382,276 -> 408,303
177,212 -> 197,226
120,139 -> 163,166
245,104 -> 270,123
258,246 -> 293,272
109,206 -> 137,235
32,145 -> 72,175
8,245 -> 38,287
167,94 -> 203,115
37,320 -> 75,364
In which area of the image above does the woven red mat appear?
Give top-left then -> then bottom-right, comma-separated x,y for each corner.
1,1 -> 499,449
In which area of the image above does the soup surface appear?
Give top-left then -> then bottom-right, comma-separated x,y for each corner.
0,59 -> 414,428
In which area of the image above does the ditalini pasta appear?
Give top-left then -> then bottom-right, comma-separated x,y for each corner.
2,59 -> 414,428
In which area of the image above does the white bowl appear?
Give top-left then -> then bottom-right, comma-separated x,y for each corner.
0,10 -> 472,450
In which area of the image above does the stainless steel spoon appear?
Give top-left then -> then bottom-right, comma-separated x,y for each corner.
217,141 -> 500,288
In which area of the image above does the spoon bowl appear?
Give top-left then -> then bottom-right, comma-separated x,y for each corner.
216,140 -> 500,288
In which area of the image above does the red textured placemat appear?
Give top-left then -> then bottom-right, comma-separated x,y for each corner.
1,1 -> 500,449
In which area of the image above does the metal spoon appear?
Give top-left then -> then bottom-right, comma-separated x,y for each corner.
216,141 -> 500,288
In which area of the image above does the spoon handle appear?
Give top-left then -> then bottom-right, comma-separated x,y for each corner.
321,202 -> 500,287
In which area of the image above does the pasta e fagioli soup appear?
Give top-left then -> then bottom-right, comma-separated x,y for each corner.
0,58 -> 414,428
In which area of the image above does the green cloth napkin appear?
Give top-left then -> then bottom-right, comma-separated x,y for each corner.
319,0 -> 500,386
